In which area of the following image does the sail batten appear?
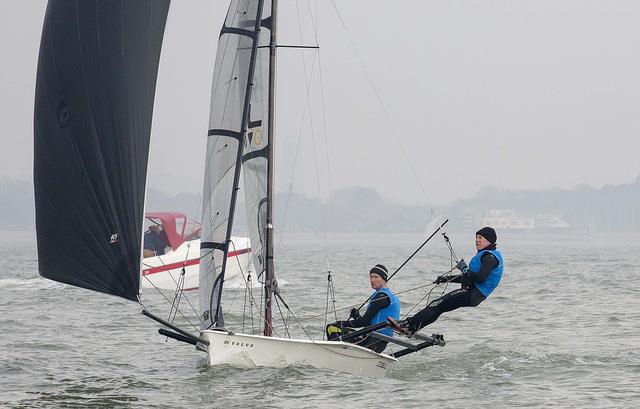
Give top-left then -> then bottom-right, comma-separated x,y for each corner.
208,129 -> 244,139
221,26 -> 259,39
34,0 -> 170,302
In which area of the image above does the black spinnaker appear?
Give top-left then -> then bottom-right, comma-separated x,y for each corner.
34,0 -> 171,301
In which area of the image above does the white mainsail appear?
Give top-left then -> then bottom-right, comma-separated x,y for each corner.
241,1 -> 271,291
199,0 -> 267,329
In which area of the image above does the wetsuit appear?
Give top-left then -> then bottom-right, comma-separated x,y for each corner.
406,244 -> 502,333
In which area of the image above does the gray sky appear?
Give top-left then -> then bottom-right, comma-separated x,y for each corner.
2,1 -> 640,205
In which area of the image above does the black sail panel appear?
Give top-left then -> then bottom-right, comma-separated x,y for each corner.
33,0 -> 171,301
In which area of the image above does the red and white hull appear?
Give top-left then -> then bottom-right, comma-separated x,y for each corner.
142,236 -> 251,290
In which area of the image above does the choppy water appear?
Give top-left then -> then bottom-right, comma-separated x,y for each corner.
1,230 -> 639,408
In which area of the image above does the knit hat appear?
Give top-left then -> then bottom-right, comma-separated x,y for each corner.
476,226 -> 497,244
370,264 -> 389,281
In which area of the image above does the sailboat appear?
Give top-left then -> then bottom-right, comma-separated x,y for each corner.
34,0 -> 444,378
193,0 -> 402,377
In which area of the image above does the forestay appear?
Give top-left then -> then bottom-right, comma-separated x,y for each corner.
34,0 -> 170,301
199,0 -> 267,329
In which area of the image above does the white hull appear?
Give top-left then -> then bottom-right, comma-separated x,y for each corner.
142,237 -> 251,290
199,329 -> 397,378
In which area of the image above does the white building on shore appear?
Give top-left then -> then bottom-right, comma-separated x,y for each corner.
481,209 -> 571,231
482,210 -> 535,230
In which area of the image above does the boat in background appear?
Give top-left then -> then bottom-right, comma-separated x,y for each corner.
141,212 -> 250,291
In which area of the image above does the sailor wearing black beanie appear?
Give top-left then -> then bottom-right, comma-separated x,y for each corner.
389,227 -> 504,337
325,263 -> 400,353
476,226 -> 497,244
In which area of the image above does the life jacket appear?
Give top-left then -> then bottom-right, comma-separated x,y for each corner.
369,287 -> 400,337
469,249 -> 503,297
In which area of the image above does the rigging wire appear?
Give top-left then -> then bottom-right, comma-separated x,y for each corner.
402,282 -> 445,319
273,295 -> 291,338
140,223 -> 202,329
224,239 -> 261,332
274,229 -> 463,330
156,2 -> 462,340
221,242 -> 286,338
327,0 -> 434,211
270,231 -> 458,334
139,295 -> 200,333
401,233 -> 461,318
142,198 -> 205,326
348,219 -> 449,315
276,1 -> 450,336
279,1 -> 333,270
142,264 -> 199,321
223,240 -> 252,315
443,232 -> 459,264
166,198 -> 205,321
241,253 -> 256,334
301,0 -> 337,235
167,268 -> 186,324
267,1 -> 338,338
274,291 -> 314,340
278,27 -> 320,240
272,281 -> 441,331
296,0 -> 334,272
323,269 -> 339,339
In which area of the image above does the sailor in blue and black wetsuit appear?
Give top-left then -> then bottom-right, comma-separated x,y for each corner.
396,227 -> 503,336
326,264 -> 400,353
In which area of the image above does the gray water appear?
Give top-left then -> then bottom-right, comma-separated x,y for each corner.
1,230 -> 639,408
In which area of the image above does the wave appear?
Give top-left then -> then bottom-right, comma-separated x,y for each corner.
0,277 -> 61,290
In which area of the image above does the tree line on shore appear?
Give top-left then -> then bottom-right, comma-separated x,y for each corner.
2,176 -> 639,233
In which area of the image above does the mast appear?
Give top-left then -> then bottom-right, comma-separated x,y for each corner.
264,0 -> 278,337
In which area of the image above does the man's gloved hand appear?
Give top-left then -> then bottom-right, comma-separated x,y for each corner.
455,259 -> 468,273
349,308 -> 360,319
433,275 -> 449,284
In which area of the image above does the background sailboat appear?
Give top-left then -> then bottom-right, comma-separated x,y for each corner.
140,211 -> 251,291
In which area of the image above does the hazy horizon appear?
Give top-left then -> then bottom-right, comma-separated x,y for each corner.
3,1 -> 640,206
